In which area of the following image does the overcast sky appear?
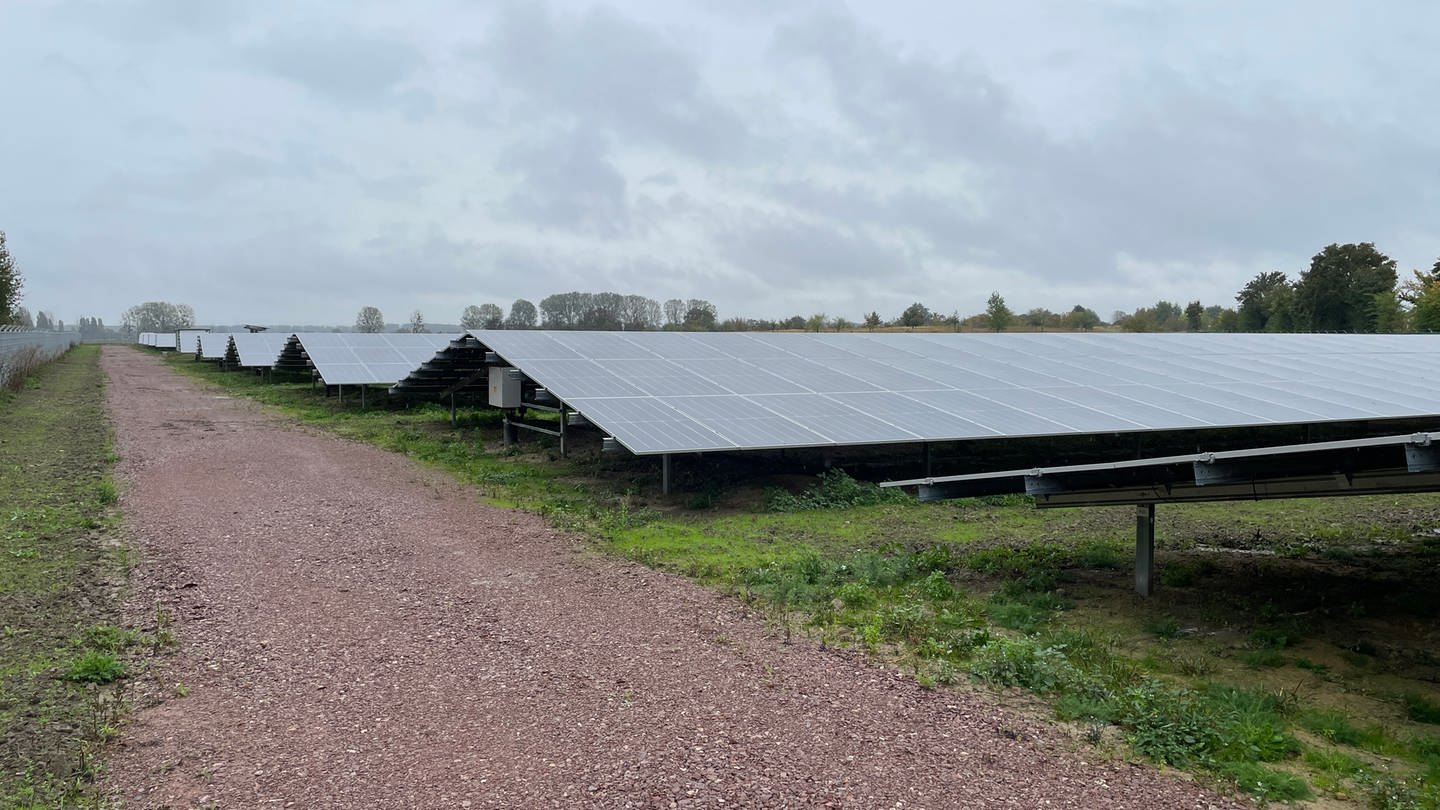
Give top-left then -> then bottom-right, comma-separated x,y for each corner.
4,0 -> 1439,327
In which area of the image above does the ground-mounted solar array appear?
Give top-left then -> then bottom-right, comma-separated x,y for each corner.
459,331 -> 1440,456
286,333 -> 462,385
227,333 -> 294,368
198,332 -> 233,361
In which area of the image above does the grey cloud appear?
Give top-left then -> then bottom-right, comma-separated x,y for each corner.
715,213 -> 916,285
242,26 -> 428,106
478,2 -> 750,161
773,10 -> 1035,166
494,128 -> 630,235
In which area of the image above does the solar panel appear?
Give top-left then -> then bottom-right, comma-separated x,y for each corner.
198,332 -> 232,360
292,333 -> 461,385
230,333 -> 293,368
457,331 -> 1440,455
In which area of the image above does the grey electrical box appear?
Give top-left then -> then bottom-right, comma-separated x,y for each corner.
488,367 -> 522,408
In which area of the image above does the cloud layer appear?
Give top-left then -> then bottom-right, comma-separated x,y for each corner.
4,0 -> 1438,326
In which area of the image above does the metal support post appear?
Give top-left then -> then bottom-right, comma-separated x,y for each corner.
338,384 -> 343,404
502,411 -> 512,448
360,385 -> 367,409
662,454 -> 672,495
1135,503 -> 1156,596
923,442 -> 932,477
559,405 -> 568,458
450,393 -> 457,426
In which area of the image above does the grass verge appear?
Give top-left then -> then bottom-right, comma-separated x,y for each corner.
0,345 -> 137,808
162,349 -> 1440,808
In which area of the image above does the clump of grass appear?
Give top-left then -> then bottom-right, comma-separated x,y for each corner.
1403,693 -> 1440,725
1158,558 -> 1214,587
95,477 -> 118,505
1216,761 -> 1312,802
764,469 -> 910,512
1143,616 -> 1181,639
65,651 -> 126,684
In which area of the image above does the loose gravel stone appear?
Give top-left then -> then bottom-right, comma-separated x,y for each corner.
101,347 -> 1249,809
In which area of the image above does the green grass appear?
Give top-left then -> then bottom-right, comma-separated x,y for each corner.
0,345 -> 128,807
159,348 -> 1440,805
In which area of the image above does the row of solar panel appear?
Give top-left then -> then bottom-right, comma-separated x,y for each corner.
460,330 -> 1440,455
144,329 -> 1440,458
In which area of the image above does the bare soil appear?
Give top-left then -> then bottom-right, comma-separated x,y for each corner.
100,347 -> 1246,809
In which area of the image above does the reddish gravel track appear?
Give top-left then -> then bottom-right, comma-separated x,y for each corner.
101,347 -> 1245,809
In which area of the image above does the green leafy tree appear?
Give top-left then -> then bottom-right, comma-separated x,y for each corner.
831,316 -> 852,332
1411,280 -> 1440,332
354,306 -> 385,333
122,301 -> 196,334
1398,258 -> 1440,305
898,302 -> 931,327
1293,242 -> 1397,332
1235,272 -> 1292,332
682,299 -> 717,330
0,231 -> 21,325
984,292 -> 1013,332
1214,308 -> 1240,332
1064,305 -> 1101,331
1184,301 -> 1204,332
1372,291 -> 1406,333
862,311 -> 882,330
504,298 -> 537,329
804,313 -> 827,332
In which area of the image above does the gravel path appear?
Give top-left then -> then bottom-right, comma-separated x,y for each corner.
100,347 -> 1245,809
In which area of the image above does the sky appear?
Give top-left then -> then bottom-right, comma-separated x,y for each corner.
3,0 -> 1439,328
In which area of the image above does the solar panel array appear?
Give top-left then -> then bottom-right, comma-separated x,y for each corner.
177,329 -> 208,356
292,333 -> 461,385
229,333 -> 294,368
198,332 -> 233,360
468,331 -> 1440,455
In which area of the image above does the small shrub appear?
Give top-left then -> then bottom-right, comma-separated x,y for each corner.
1144,617 -> 1181,639
66,651 -> 126,684
1241,649 -> 1288,668
970,636 -> 1076,693
1217,762 -> 1312,802
96,478 -> 118,505
764,469 -> 908,512
834,581 -> 874,609
918,570 -> 955,600
1115,680 -> 1217,768
1404,693 -> 1440,725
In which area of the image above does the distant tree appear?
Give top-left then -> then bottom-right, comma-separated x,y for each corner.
505,298 -> 537,329
1411,280 -> 1440,332
406,310 -> 427,333
354,306 -> 385,333
123,301 -> 196,333
477,303 -> 504,329
1021,308 -> 1058,330
863,311 -> 882,330
663,298 -> 686,327
460,305 -> 486,330
12,306 -> 32,329
1184,300 -> 1204,332
1214,308 -> 1240,333
804,313 -> 827,332
1372,291 -> 1406,334
619,295 -> 661,330
898,302 -> 931,328
781,315 -> 805,331
831,316 -> 852,332
1064,305 -> 1101,331
1151,301 -> 1183,331
1398,259 -> 1440,305
682,299 -> 717,330
1235,271 -> 1291,331
0,231 -> 21,325
1293,242 -> 1397,332
984,292 -> 1013,332
35,311 -> 52,330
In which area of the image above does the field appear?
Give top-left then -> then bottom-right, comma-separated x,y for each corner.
149,350 -> 1440,808
0,345 -> 135,808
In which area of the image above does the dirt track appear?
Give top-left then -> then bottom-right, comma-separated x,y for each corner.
100,347 -> 1244,809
